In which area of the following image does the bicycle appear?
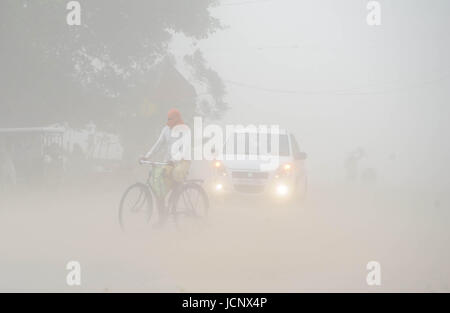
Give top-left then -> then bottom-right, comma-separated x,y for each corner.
118,160 -> 209,231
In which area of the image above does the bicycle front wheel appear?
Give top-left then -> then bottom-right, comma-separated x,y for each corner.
119,183 -> 153,232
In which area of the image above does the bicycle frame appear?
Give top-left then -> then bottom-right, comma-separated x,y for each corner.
119,160 -> 208,230
140,160 -> 206,212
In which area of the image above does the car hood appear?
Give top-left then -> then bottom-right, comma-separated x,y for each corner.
221,155 -> 290,172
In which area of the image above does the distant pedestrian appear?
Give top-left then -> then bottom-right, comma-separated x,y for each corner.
344,147 -> 365,182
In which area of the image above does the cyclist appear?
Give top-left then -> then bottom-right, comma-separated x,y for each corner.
140,108 -> 191,203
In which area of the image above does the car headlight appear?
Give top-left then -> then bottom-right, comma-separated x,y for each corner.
276,184 -> 289,196
275,163 -> 293,178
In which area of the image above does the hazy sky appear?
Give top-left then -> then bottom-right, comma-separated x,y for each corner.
177,0 -> 450,188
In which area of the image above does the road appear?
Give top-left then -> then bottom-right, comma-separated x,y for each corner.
0,175 -> 449,292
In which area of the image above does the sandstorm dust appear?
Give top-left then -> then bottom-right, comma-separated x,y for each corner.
1,171 -> 448,292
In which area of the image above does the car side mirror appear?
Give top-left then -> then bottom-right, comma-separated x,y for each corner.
295,152 -> 307,160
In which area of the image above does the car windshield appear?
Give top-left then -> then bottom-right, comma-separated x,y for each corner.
224,132 -> 290,156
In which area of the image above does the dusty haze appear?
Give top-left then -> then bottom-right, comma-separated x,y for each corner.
0,0 -> 449,292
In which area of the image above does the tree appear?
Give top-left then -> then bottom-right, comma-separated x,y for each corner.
0,0 -> 227,135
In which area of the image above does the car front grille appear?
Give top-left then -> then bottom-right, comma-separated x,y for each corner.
231,171 -> 269,179
233,184 -> 265,193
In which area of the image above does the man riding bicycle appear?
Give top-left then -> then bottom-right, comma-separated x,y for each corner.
119,109 -> 208,231
140,108 -> 191,200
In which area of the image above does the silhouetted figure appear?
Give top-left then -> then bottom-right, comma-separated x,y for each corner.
344,147 -> 365,182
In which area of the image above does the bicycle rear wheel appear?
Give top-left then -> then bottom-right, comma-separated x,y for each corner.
171,183 -> 209,230
119,183 -> 153,231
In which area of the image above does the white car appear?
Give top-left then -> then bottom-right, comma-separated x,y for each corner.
209,128 -> 307,203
